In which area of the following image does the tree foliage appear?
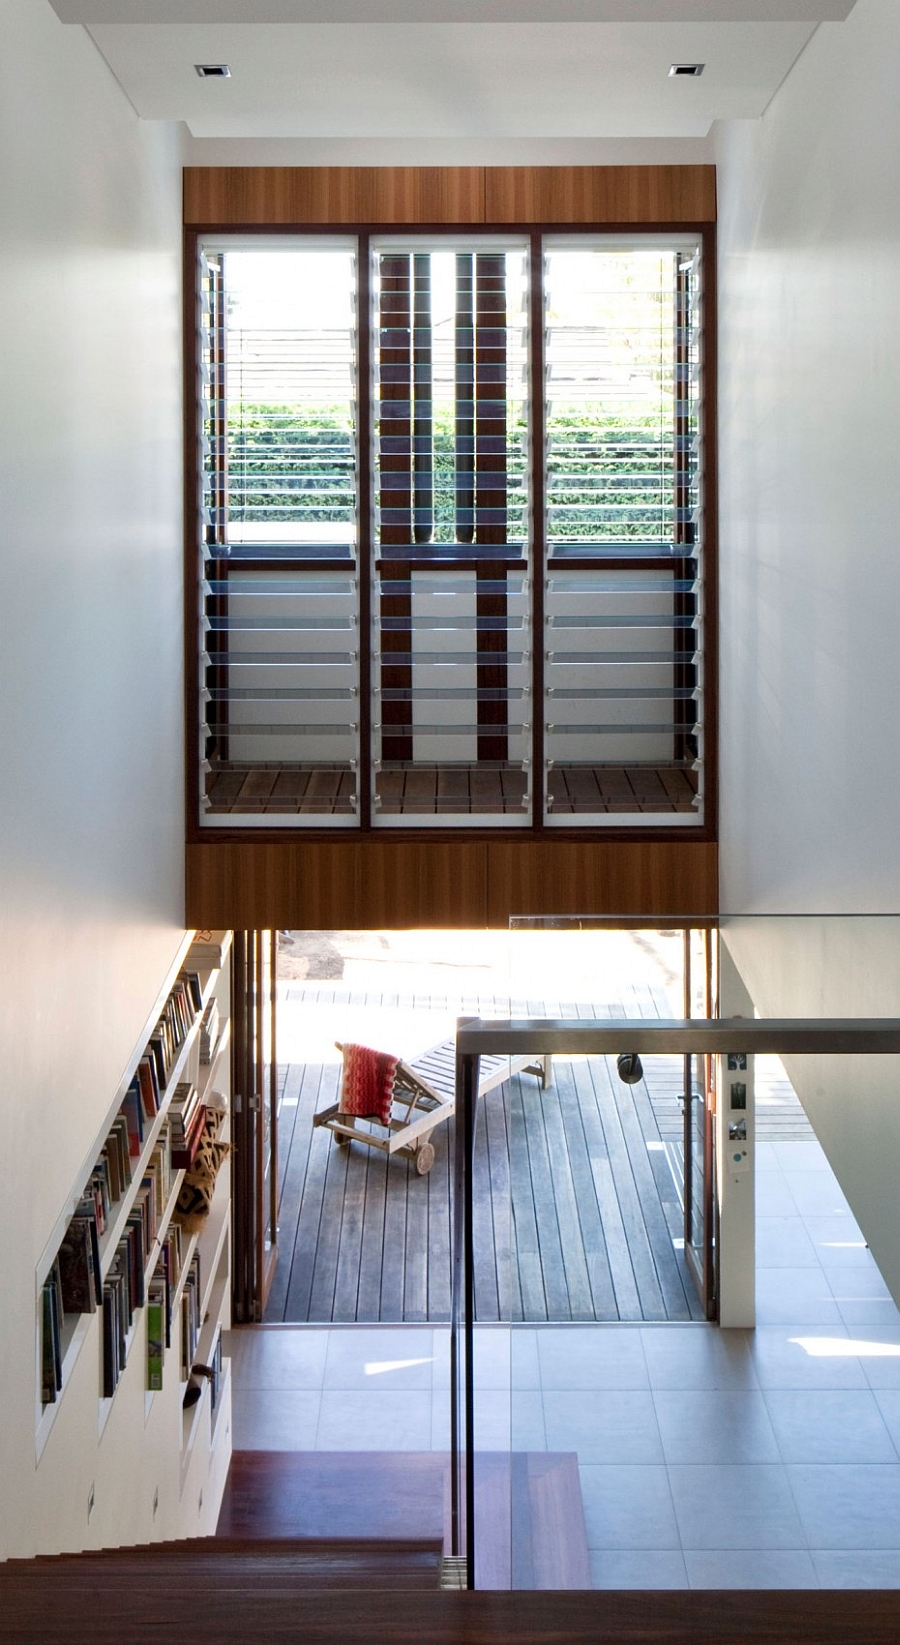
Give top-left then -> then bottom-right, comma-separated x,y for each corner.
224,400 -> 679,541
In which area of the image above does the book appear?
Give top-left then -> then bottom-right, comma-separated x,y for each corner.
182,970 -> 204,1015
199,997 -> 220,1065
102,1284 -> 118,1399
188,930 -> 230,968
147,1030 -> 168,1094
41,1282 -> 60,1405
170,1079 -> 200,1132
146,1278 -> 166,1392
136,1055 -> 159,1122
88,1166 -> 109,1236
74,1200 -> 103,1308
109,1116 -> 133,1192
121,1083 -> 144,1158
57,1218 -> 98,1315
210,1330 -> 223,1413
171,1104 -> 207,1170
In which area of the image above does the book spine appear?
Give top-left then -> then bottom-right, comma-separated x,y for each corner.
146,1297 -> 164,1392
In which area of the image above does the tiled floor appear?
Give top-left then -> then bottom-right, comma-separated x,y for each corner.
225,1135 -> 900,1589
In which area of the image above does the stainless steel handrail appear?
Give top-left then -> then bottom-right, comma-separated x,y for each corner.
457,1017 -> 900,1056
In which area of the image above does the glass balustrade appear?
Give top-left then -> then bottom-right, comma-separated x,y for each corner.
447,916 -> 900,1589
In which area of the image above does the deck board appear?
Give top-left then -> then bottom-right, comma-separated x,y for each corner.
207,760 -> 697,816
266,987 -> 813,1326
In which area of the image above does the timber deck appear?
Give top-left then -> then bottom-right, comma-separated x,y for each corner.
266,986 -> 811,1327
205,761 -> 698,816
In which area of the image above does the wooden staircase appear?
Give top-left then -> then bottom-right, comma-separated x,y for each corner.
0,1534 -> 444,1589
4,1448 -> 900,1642
3,1553 -> 900,1644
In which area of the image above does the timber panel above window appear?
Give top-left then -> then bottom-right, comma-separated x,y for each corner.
193,229 -> 709,833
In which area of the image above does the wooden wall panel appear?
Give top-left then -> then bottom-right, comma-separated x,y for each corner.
484,165 -> 716,225
486,840 -> 718,923
183,166 -> 485,226
184,165 -> 714,228
186,840 -> 489,929
187,839 -> 717,929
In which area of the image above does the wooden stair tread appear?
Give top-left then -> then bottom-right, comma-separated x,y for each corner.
18,1535 -> 443,1561
0,1537 -> 443,1592
2,1589 -> 900,1643
217,1448 -> 590,1589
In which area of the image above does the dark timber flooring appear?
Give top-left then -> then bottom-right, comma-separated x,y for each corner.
267,973 -> 812,1325
267,1047 -> 702,1325
204,761 -> 698,816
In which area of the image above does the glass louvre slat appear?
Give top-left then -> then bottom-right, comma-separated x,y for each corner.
207,689 -> 356,701
216,250 -> 357,546
544,250 -> 677,550
542,243 -> 703,826
198,245 -> 360,824
196,234 -> 706,831
372,245 -> 532,824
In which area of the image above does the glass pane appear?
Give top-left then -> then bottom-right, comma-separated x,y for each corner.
198,244 -> 360,826
543,243 -> 704,827
372,244 -> 532,825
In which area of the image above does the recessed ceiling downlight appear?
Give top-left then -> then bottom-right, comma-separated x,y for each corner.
669,63 -> 704,77
195,63 -> 231,78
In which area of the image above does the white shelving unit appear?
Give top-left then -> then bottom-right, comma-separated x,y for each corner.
32,931 -> 233,1551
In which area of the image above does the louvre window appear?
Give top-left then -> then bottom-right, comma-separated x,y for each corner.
195,234 -> 706,829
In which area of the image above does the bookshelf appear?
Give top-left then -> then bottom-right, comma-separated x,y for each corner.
33,931 -> 233,1550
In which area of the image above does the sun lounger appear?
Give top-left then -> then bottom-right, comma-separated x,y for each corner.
312,1039 -> 552,1175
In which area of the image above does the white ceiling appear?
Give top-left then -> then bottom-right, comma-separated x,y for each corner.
52,2 -> 858,19
51,1 -> 859,142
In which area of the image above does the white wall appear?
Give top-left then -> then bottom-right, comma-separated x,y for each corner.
716,1 -> 900,1298
716,0 -> 900,915
184,135 -> 715,166
0,0 -> 185,1557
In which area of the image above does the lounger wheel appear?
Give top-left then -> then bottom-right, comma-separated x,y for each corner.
333,1128 -> 350,1147
415,1142 -> 435,1175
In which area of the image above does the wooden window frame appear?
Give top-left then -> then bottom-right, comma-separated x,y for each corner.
183,166 -> 717,850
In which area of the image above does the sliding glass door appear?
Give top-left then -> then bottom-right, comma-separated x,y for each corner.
231,930 -> 278,1322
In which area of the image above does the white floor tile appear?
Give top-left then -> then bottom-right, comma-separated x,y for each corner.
755,1268 -> 844,1327
322,1327 -> 437,1391
755,1217 -> 821,1270
684,1548 -> 818,1589
224,1326 -> 329,1390
756,1174 -> 799,1217
667,1464 -> 805,1550
653,1390 -> 780,1464
749,1328 -> 868,1391
852,1326 -> 900,1389
803,1217 -> 869,1270
590,1548 -> 689,1589
811,1549 -> 900,1588
838,1297 -> 900,1330
537,1326 -> 648,1391
231,1388 -> 321,1449
788,1463 -> 900,1549
543,1390 -> 663,1463
316,1388 -> 433,1449
579,1464 -> 680,1550
640,1325 -> 758,1391
828,1267 -> 894,1302
430,1326 -> 541,1390
873,1391 -> 900,1452
772,1141 -> 830,1173
784,1174 -> 852,1220
764,1388 -> 898,1463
